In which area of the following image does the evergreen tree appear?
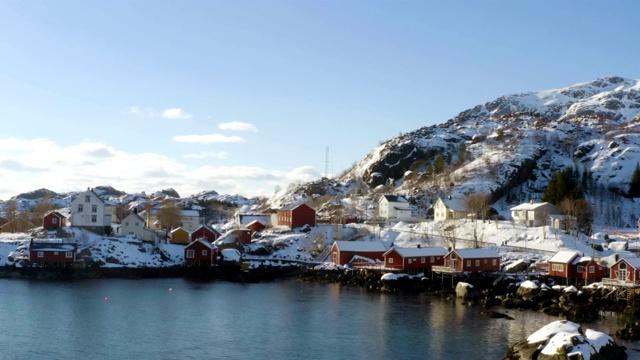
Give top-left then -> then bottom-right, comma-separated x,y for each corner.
542,168 -> 584,205
445,152 -> 452,166
434,153 -> 445,174
458,143 -> 467,162
629,162 -> 640,198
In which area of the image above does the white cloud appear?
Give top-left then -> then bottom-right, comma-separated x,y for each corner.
184,151 -> 229,159
172,134 -> 245,144
127,106 -> 141,115
219,121 -> 258,133
162,108 -> 192,120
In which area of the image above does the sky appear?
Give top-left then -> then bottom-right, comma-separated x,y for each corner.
1,0 -> 639,201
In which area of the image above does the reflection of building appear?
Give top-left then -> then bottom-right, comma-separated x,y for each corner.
510,201 -> 559,227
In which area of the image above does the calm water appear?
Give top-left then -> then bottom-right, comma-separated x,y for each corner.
0,278 -> 638,360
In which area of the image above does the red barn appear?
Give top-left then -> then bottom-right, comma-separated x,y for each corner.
331,241 -> 386,266
29,240 -> 77,267
43,211 -> 67,229
245,220 -> 266,233
191,225 -> 221,243
184,239 -> 218,267
440,248 -> 501,272
383,246 -> 447,273
277,203 -> 316,228
607,257 -> 640,286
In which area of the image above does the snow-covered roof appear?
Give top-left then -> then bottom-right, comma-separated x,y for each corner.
334,240 -> 386,252
385,246 -> 447,258
187,238 -> 216,250
181,209 -> 200,217
279,203 -> 314,211
616,256 -> 640,269
438,197 -> 465,212
548,250 -> 580,264
30,242 -> 77,252
510,202 -> 556,211
381,195 -> 408,203
451,248 -> 500,259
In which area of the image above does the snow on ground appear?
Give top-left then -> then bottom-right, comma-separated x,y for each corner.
0,218 -> 637,269
526,320 -> 616,360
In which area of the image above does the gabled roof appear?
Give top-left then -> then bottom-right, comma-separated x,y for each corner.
194,224 -> 221,236
384,246 -> 447,258
510,202 -> 557,211
381,195 -> 408,203
334,240 -> 387,252
449,248 -> 500,259
44,211 -> 66,219
614,256 -> 640,269
279,203 -> 314,212
436,197 -> 465,212
123,212 -> 145,223
73,189 -> 107,206
170,227 -> 188,234
187,238 -> 217,250
548,250 -> 580,264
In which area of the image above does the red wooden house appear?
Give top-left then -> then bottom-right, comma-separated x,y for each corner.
607,257 -> 640,286
331,241 -> 387,266
191,225 -> 221,243
439,248 -> 501,272
383,246 -> 447,273
245,220 -> 266,233
43,211 -> 67,230
29,240 -> 77,267
184,239 -> 218,267
547,251 -> 580,279
277,203 -> 316,228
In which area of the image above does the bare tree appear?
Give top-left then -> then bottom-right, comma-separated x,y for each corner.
437,221 -> 457,251
32,194 -> 56,223
559,198 -> 593,241
157,199 -> 183,231
4,200 -> 19,231
463,193 -> 489,222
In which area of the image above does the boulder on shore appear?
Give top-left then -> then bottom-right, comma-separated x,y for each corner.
505,320 -> 627,360
456,281 -> 480,300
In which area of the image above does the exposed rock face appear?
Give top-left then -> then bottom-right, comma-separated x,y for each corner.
505,320 -> 627,360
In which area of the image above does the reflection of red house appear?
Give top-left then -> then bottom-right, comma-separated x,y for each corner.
245,220 -> 266,233
331,241 -> 386,265
43,211 -> 66,229
277,203 -> 316,228
441,248 -> 501,272
191,225 -> 221,243
29,240 -> 77,267
383,247 -> 447,272
184,239 -> 218,267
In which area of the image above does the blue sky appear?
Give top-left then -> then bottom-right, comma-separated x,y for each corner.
1,1 -> 639,200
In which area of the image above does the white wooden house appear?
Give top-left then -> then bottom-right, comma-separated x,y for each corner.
70,188 -> 112,235
378,195 -> 413,222
433,197 -> 467,222
120,212 -> 156,242
510,201 -> 560,227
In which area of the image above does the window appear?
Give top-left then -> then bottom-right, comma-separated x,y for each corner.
389,258 -> 394,264
186,250 -> 195,258
52,218 -> 58,224
492,259 -> 497,266
135,222 -> 139,226
125,222 -> 129,226
589,266 -> 595,273
430,256 -> 435,263
91,215 -> 97,223
66,252 -> 72,258
78,204 -> 84,212
85,195 -> 90,203
466,260 -> 471,267
484,259 -> 487,264
577,266 -> 583,273
421,257 -> 425,264
54,252 -> 59,255
202,250 -> 208,256
92,205 -> 97,213
475,260 -> 480,266
408,258 -> 413,264
551,264 -> 564,272
37,252 -> 44,258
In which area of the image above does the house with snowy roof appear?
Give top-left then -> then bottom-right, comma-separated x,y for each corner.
120,212 -> 156,242
139,208 -> 201,232
191,224 -> 221,243
383,246 -> 447,273
29,239 -> 77,267
184,238 -> 218,267
378,195 -> 413,222
547,250 -> 605,284
70,188 -> 112,235
433,197 -> 467,222
170,227 -> 190,244
435,248 -> 501,273
510,201 -> 560,227
277,203 -> 316,228
43,211 -> 68,230
605,257 -> 640,287
330,241 -> 387,266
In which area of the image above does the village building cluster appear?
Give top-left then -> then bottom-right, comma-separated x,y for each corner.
3,189 -> 640,291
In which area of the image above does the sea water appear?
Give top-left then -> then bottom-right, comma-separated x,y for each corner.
0,278 -> 637,360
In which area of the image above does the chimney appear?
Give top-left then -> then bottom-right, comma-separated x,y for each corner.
530,199 -> 534,204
